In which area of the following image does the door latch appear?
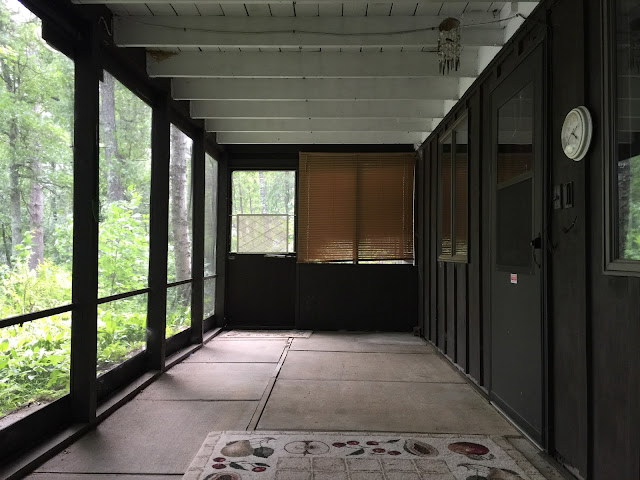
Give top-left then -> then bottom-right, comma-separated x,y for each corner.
530,235 -> 542,249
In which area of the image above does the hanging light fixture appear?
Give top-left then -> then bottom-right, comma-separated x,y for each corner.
437,17 -> 462,75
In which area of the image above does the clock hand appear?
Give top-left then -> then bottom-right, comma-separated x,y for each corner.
571,132 -> 578,140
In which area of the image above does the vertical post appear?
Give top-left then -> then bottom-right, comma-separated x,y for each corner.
146,96 -> 170,371
214,154 -> 230,327
191,129 -> 205,343
70,25 -> 99,423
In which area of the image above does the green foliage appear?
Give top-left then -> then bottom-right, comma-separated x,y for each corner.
0,314 -> 71,415
623,155 -> 640,260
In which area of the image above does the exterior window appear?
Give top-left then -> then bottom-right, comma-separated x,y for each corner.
438,116 -> 469,262
0,0 -> 74,418
97,71 -> 152,375
166,124 -> 193,338
606,0 -> 640,271
203,154 -> 218,320
230,171 -> 295,254
297,153 -> 414,264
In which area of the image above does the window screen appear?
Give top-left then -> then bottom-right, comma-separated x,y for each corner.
298,153 -> 415,263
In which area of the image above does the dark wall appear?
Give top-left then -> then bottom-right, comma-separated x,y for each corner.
417,0 -> 640,478
298,264 -> 418,331
225,145 -> 418,332
586,1 -> 640,479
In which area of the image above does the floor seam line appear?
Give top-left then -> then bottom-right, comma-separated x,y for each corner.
246,337 -> 293,431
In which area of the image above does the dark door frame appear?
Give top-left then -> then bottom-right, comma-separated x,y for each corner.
487,43 -> 552,450
224,162 -> 299,328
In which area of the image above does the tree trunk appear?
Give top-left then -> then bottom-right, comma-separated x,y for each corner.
101,72 -> 126,203
9,119 -> 22,255
258,171 -> 267,214
170,127 -> 192,283
28,159 -> 44,270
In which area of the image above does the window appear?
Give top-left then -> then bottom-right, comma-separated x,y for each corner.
438,116 -> 469,262
97,71 -> 152,375
230,171 -> 295,254
166,124 -> 193,337
203,154 -> 218,320
298,153 -> 414,263
0,0 -> 74,418
607,0 -> 640,271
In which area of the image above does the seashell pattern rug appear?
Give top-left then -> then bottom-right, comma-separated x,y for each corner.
182,431 -> 548,480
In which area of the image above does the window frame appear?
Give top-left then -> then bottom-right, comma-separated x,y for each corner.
603,0 -> 640,276
438,113 -> 470,264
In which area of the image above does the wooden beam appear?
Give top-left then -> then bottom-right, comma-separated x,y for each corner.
205,118 -> 436,132
191,100 -> 446,119
216,131 -> 427,144
75,0 -> 523,4
190,129 -> 205,344
114,15 -> 505,49
172,78 -> 463,100
148,51 -> 480,78
70,25 -> 99,423
146,95 -> 170,371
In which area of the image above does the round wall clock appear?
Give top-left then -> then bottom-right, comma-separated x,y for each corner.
561,106 -> 593,161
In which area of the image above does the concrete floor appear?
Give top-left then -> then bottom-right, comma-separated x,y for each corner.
29,332 -> 554,479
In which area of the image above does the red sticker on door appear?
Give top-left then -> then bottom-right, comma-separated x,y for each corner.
510,273 -> 518,284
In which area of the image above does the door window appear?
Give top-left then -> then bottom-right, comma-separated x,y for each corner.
230,171 -> 295,254
496,82 -> 534,271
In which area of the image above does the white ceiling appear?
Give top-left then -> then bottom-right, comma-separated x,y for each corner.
71,1 -> 540,146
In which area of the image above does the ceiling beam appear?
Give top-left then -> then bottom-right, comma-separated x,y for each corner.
148,51 -> 480,78
173,78 -> 463,100
114,15 -> 505,49
191,100 -> 446,119
75,0 -> 515,4
216,131 -> 427,144
205,118 -> 438,132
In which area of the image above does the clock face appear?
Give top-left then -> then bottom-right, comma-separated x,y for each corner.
561,107 -> 592,161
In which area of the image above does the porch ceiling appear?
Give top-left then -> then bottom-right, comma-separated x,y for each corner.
71,0 -> 540,146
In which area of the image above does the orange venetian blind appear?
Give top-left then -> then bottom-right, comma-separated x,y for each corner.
298,152 -> 415,263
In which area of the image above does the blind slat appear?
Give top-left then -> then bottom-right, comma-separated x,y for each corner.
298,152 -> 415,263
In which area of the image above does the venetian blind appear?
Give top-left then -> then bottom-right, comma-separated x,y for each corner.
298,152 -> 415,263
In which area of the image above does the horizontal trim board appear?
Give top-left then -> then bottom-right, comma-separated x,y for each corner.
114,16 -> 505,49
148,50 -> 480,78
191,100 -> 446,119
173,78 -> 463,100
77,0 -> 520,4
206,117 -> 437,132
216,131 -> 427,144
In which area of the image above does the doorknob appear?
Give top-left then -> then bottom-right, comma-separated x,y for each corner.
530,235 -> 542,249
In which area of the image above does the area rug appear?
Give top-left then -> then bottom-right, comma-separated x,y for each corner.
219,331 -> 313,339
182,431 -> 545,480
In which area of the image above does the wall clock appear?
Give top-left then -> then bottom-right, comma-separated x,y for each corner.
561,106 -> 593,161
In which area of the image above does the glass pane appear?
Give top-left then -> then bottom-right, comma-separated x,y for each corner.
166,283 -> 192,338
440,138 -> 453,257
203,277 -> 216,319
496,84 -> 534,271
98,71 -> 152,298
230,171 -> 295,253
616,0 -> 640,260
168,125 -> 193,283
97,293 -> 147,377
0,314 -> 71,419
0,0 -> 74,321
455,121 -> 469,258
497,83 -> 534,185
204,154 -> 218,276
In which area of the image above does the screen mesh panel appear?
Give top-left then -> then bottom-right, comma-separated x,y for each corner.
237,215 -> 290,253
298,153 -> 415,263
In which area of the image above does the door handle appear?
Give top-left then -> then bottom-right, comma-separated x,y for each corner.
530,235 -> 542,250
